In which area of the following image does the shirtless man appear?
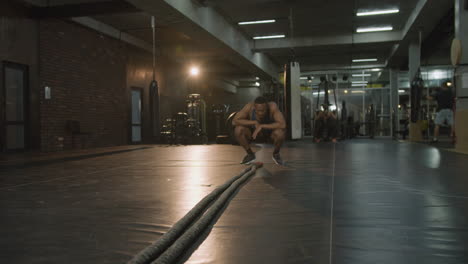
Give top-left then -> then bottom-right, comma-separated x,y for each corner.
232,96 -> 286,165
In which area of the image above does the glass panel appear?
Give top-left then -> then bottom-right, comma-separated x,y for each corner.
132,126 -> 141,142
7,125 -> 25,149
301,69 -> 392,137
5,67 -> 24,122
131,90 -> 141,124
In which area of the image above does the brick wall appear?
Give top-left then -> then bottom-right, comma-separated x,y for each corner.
39,19 -> 154,151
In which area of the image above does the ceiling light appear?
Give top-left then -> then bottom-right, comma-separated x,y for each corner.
253,35 -> 285,40
352,83 -> 368,87
344,90 -> 348,94
447,81 -> 453,86
352,81 -> 368,84
357,9 -> 399,16
351,90 -> 365,94
356,26 -> 393,33
371,68 -> 382,72
255,82 -> 260,87
353,58 -> 378,62
300,77 -> 308,80
238,19 -> 276,25
190,66 -> 199,76
398,89 -> 405,93
352,74 -> 371,77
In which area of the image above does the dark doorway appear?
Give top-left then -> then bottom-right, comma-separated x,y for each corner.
1,61 -> 29,152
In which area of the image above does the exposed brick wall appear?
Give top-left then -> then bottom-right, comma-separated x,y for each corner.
38,19 -> 151,151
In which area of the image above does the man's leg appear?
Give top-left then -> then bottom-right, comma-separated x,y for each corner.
271,128 -> 286,154
433,110 -> 443,142
271,128 -> 286,165
234,126 -> 255,164
235,126 -> 252,151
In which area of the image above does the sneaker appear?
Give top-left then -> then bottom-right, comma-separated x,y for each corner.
272,153 -> 284,166
241,153 -> 256,164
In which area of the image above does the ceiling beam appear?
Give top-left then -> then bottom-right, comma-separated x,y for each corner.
71,17 -> 152,52
253,31 -> 402,51
385,0 -> 454,68
31,0 -> 140,18
125,0 -> 280,81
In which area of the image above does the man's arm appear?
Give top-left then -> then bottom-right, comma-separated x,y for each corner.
232,103 -> 258,127
259,103 -> 286,130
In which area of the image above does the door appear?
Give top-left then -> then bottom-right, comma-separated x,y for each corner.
131,88 -> 142,143
1,62 -> 29,151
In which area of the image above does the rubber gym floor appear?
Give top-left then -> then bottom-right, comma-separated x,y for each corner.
1,140 -> 468,264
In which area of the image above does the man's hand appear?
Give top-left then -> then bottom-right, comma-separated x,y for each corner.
252,124 -> 263,140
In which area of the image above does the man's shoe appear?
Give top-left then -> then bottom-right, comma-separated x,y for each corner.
241,153 -> 256,164
272,153 -> 284,166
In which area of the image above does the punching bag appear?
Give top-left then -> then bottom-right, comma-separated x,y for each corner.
410,75 -> 424,123
150,80 -> 160,141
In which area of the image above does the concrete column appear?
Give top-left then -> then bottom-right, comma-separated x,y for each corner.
455,0 -> 468,152
409,37 -> 423,141
408,42 -> 421,82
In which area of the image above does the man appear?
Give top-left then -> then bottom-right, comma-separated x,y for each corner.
427,81 -> 454,143
232,96 -> 286,165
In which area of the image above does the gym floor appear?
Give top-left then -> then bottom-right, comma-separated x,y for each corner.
1,140 -> 468,264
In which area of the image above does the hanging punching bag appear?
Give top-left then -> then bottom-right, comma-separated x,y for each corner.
150,80 -> 160,141
410,74 -> 424,123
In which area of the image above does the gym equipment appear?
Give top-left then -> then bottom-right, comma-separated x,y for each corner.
226,112 -> 238,145
186,94 -> 208,144
313,77 -> 339,140
128,163 -> 263,264
410,71 -> 424,123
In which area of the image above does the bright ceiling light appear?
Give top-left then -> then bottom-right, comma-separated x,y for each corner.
255,82 -> 260,87
253,34 -> 285,40
352,83 -> 368,87
352,81 -> 368,84
300,77 -> 308,80
353,58 -> 378,62
371,68 -> 382,72
357,9 -> 399,16
344,90 -> 348,94
190,66 -> 199,76
447,81 -> 453,86
356,26 -> 393,33
351,90 -> 365,94
398,89 -> 405,93
352,74 -> 371,77
238,19 -> 276,25
428,70 -> 447,80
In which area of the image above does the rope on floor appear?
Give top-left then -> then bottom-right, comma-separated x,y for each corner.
127,163 -> 262,264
